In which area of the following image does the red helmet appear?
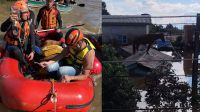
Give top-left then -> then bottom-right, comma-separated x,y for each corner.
65,28 -> 84,46
90,57 -> 102,75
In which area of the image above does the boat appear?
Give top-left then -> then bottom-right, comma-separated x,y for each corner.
56,3 -> 73,12
28,0 -> 73,12
0,29 -> 102,111
36,29 -> 58,43
0,57 -> 101,112
28,0 -> 45,8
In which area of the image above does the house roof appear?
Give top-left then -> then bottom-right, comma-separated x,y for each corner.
121,45 -> 147,55
122,48 -> 173,69
102,15 -> 151,25
121,45 -> 133,54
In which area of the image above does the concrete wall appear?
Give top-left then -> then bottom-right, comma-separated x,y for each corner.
102,25 -> 149,45
183,25 -> 195,45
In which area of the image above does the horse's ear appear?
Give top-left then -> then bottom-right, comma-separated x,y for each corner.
162,33 -> 167,36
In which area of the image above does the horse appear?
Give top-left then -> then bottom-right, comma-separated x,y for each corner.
132,33 -> 165,54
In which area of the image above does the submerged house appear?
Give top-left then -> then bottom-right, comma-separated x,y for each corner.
102,14 -> 151,46
122,48 -> 173,76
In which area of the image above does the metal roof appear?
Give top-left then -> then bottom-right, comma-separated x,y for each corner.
102,15 -> 151,25
122,48 -> 173,69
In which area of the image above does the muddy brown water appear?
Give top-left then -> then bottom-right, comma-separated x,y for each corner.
0,0 -> 102,111
131,50 -> 195,110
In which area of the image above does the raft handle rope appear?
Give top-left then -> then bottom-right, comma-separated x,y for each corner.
50,79 -> 57,112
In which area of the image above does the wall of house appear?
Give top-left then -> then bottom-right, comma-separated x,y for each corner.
102,25 -> 148,45
183,25 -> 195,45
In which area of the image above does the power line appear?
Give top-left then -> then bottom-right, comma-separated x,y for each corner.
104,75 -> 199,77
151,15 -> 196,18
102,107 -> 195,111
103,15 -> 197,19
153,23 -> 196,25
102,58 -> 200,63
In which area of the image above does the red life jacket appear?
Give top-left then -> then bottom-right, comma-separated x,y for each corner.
41,6 -> 58,29
4,21 -> 30,46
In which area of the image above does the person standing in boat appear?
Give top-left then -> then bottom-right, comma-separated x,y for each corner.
3,1 -> 35,72
1,0 -> 35,32
39,28 -> 95,83
1,0 -> 41,52
35,0 -> 64,44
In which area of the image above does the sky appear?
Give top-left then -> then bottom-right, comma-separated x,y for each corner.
103,0 -> 200,28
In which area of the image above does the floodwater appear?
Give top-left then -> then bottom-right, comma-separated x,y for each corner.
0,0 -> 102,111
132,49 -> 197,111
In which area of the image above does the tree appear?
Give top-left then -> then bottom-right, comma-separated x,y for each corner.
102,44 -> 141,111
150,24 -> 165,33
150,24 -> 183,35
102,1 -> 110,15
145,61 -> 191,112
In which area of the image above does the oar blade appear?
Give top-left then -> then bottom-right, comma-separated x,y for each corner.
78,4 -> 85,7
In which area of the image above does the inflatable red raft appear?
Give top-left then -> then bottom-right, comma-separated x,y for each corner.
0,29 -> 102,112
0,56 -> 102,112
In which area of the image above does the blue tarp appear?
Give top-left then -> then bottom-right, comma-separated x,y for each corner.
155,39 -> 172,49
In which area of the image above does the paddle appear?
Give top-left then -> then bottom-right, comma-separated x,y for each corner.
57,3 -> 85,7
61,0 -> 84,7
36,23 -> 85,33
75,3 -> 85,7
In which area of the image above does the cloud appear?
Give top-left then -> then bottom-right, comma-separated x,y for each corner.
103,0 -> 200,26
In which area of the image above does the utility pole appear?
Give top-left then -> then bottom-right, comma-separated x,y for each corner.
192,13 -> 200,111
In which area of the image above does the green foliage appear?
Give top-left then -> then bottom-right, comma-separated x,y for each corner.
150,24 -> 183,35
102,1 -> 110,15
102,44 -> 141,110
145,62 -> 191,112
150,24 -> 165,33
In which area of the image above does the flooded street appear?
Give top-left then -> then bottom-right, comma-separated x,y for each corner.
133,50 -> 196,111
0,0 -> 101,111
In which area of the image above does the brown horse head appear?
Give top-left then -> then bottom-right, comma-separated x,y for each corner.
132,33 -> 165,54
148,33 -> 165,42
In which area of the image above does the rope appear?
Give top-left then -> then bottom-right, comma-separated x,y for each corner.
50,79 -> 57,112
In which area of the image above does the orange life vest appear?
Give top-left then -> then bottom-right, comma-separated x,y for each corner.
4,21 -> 30,46
41,7 -> 58,29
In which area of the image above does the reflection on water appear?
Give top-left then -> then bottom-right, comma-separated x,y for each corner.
163,51 -> 193,86
133,49 -> 198,111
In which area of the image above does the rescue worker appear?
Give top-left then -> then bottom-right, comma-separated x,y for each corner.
35,0 -> 64,43
39,28 -> 95,83
4,1 -> 35,72
1,0 -> 35,32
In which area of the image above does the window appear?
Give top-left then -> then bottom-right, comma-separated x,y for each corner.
117,35 -> 127,45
